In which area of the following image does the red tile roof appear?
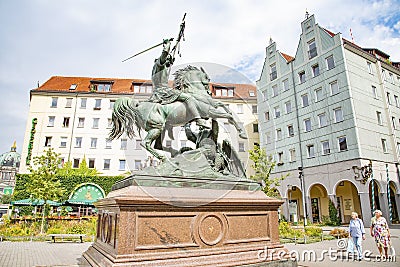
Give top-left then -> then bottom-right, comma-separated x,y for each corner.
280,52 -> 295,62
33,76 -> 256,99
322,28 -> 336,37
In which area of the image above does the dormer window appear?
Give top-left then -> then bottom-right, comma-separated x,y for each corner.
214,86 -> 234,97
249,91 -> 255,97
133,83 -> 153,94
69,84 -> 77,90
90,80 -> 114,92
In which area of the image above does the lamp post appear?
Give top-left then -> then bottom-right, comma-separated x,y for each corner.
287,184 -> 292,222
298,167 -> 307,227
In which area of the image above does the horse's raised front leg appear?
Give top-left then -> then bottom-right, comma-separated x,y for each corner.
143,128 -> 166,161
208,108 -> 248,139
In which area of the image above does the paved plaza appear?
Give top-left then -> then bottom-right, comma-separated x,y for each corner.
0,227 -> 398,267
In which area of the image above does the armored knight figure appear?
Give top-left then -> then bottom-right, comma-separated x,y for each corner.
149,38 -> 208,128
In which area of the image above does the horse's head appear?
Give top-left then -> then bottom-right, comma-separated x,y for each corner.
174,65 -> 210,94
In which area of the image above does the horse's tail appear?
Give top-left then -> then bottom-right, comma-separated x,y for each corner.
109,97 -> 140,140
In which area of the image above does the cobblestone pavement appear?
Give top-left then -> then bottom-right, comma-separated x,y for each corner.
0,241 -> 92,267
284,227 -> 400,267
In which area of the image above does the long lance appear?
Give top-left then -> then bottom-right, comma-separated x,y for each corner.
121,39 -> 173,63
168,13 -> 186,75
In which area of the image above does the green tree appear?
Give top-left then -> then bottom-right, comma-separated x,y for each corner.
0,194 -> 12,204
27,148 -> 66,234
249,145 -> 287,198
328,199 -> 341,226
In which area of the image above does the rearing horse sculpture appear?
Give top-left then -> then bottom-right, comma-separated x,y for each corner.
110,65 -> 247,161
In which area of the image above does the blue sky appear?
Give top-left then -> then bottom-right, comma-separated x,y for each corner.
0,0 -> 399,154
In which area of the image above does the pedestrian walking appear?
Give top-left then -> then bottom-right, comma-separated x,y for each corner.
348,212 -> 365,261
370,209 -> 391,258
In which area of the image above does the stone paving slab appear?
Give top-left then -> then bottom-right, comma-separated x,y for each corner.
0,241 -> 91,267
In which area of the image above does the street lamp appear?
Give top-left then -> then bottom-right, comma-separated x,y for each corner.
298,166 -> 307,227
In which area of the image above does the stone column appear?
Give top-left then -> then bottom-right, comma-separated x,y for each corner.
359,192 -> 372,227
306,195 -> 313,224
395,195 -> 400,222
379,191 -> 390,223
281,197 -> 289,222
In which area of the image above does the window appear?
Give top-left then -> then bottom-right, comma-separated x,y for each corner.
119,160 -> 126,171
289,149 -> 296,162
237,104 -> 243,114
387,92 -> 391,105
272,85 -> 279,97
45,136 -> 52,147
134,160 -> 142,170
381,139 -> 388,153
62,117 -> 70,128
312,64 -> 320,77
253,123 -> 259,133
103,159 -> 111,170
88,159 -> 95,169
338,136 -> 347,151
299,71 -> 306,83
80,98 -> 87,109
276,129 -> 282,140
308,39 -> 317,59
73,158 -> 80,168
334,108 -> 343,122
270,63 -> 277,81
48,116 -> 55,127
330,81 -> 339,95
107,118 -> 112,128
94,99 -> 102,110
105,139 -> 112,149
326,55 -> 335,70
287,125 -> 294,137
392,116 -> 396,129
372,86 -> 377,98
301,94 -> 309,107
318,113 -> 328,127
252,105 -> 257,114
165,140 -> 172,147
69,84 -> 77,90
389,73 -> 394,83
265,111 -> 270,121
285,101 -> 292,113
315,87 -> 323,102
282,79 -> 289,91
307,144 -> 315,158
377,111 -> 382,125
263,90 -> 268,101
249,91 -> 255,97
90,138 -> 97,148
51,97 -> 58,108
278,152 -> 284,163
215,87 -> 234,97
109,100 -> 115,109
304,118 -> 311,132
92,118 -> 99,129
92,83 -> 112,92
274,106 -> 281,118
120,139 -> 127,150
266,132 -> 272,144
136,139 -> 142,150
394,95 -> 399,107
66,98 -> 73,108
367,62 -> 372,74
75,137 -> 82,148
78,117 -> 85,128
60,137 -> 67,148
238,142 -> 245,152
321,141 -> 330,155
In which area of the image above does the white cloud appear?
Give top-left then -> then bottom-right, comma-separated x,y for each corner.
0,0 -> 399,153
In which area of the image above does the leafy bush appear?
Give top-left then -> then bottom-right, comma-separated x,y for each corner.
329,228 -> 348,238
279,221 -> 303,238
305,226 -> 322,237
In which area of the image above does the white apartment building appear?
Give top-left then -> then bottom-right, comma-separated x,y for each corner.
20,76 -> 259,177
257,14 -> 400,225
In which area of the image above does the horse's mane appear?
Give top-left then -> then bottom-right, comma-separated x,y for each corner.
173,65 -> 200,91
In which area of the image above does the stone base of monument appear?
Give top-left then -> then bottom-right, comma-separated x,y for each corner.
81,176 -> 296,267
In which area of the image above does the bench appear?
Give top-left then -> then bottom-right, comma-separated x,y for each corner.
48,234 -> 86,243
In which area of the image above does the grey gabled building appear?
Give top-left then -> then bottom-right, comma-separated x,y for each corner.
256,14 -> 400,225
